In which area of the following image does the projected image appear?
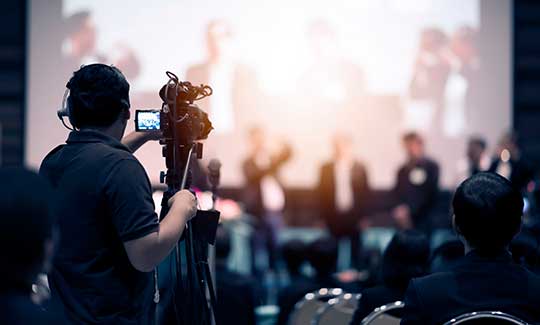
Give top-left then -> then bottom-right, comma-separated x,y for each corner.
28,0 -> 510,188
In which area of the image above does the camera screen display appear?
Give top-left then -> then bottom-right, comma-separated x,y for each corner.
136,110 -> 160,131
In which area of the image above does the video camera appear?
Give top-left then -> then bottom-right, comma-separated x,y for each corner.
135,71 -> 213,143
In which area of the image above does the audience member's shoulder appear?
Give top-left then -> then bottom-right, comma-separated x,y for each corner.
409,270 -> 454,291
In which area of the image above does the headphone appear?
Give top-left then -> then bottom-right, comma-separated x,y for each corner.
57,87 -> 73,130
57,64 -> 130,130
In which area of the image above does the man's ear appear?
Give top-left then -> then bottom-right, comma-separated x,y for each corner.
123,108 -> 131,121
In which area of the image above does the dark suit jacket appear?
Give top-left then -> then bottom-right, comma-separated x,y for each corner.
318,160 -> 370,236
350,285 -> 405,325
394,158 -> 439,230
401,250 -> 540,325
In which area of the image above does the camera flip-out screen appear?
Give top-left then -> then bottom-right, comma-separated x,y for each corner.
135,110 -> 160,131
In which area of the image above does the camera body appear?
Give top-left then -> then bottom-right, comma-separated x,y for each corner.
135,72 -> 213,145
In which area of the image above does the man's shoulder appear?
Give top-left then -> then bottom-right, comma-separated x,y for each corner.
410,271 -> 455,293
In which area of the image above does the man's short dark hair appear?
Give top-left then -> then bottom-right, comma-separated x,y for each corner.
453,172 -> 523,251
67,63 -> 130,128
381,230 -> 430,288
0,168 -> 54,287
469,136 -> 487,150
402,131 -> 423,144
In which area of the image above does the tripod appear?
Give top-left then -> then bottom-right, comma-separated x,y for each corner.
156,142 -> 219,325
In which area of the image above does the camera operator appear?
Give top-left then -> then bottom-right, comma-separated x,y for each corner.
39,64 -> 197,324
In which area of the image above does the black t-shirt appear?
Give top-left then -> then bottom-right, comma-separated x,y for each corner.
39,130 -> 159,324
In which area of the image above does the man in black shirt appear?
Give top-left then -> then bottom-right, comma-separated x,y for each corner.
40,64 -> 197,324
401,173 -> 540,325
392,132 -> 439,233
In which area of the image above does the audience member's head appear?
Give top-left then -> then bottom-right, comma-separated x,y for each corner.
215,225 -> 232,265
381,230 -> 430,288
307,237 -> 338,278
66,63 -> 130,131
402,132 -> 425,161
467,136 -> 487,163
282,240 -> 306,277
0,168 -> 55,291
453,172 -> 523,253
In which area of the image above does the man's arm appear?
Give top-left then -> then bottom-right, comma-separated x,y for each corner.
122,131 -> 161,153
124,190 -> 196,272
104,159 -> 196,272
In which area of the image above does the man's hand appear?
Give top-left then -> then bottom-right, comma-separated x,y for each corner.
168,190 -> 197,222
122,131 -> 162,153
124,189 -> 197,272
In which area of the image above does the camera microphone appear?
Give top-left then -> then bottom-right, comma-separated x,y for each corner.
207,159 -> 221,188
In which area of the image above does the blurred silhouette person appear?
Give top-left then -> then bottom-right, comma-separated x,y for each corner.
350,230 -> 430,324
409,28 -> 451,133
489,132 -> 534,192
243,127 -> 291,272
0,168 -> 61,324
215,226 -> 257,325
299,19 -> 365,130
401,173 -> 540,325
62,11 -> 102,68
449,26 -> 480,131
186,20 -> 258,135
453,136 -> 490,186
306,237 -> 340,288
392,132 -> 439,233
318,134 -> 370,268
276,240 -> 316,325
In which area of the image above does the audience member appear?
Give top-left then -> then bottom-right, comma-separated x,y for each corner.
215,226 -> 258,325
454,136 -> 490,186
489,132 -> 534,192
276,237 -> 340,324
401,172 -> 540,325
350,230 -> 429,324
0,168 -> 60,324
276,240 -> 316,325
392,132 -> 439,233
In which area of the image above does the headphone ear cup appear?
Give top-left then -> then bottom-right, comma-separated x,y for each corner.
65,95 -> 76,127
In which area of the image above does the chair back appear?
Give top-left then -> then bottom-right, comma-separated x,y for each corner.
361,301 -> 404,325
288,288 -> 344,325
442,311 -> 530,325
313,293 -> 361,325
